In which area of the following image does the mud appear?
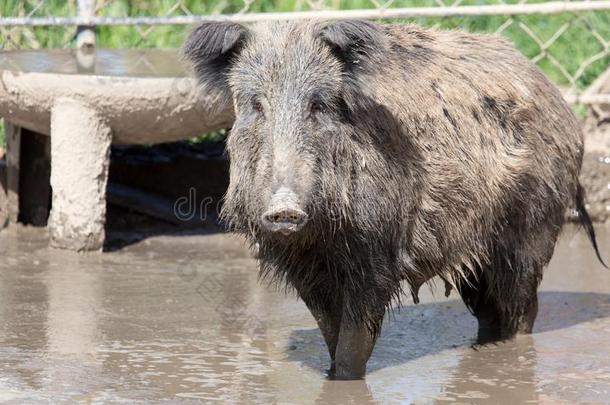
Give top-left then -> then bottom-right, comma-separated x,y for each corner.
0,225 -> 608,404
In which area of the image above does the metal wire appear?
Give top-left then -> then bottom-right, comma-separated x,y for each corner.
2,2 -> 610,26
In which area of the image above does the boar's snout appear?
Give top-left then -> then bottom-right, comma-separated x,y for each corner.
261,187 -> 309,235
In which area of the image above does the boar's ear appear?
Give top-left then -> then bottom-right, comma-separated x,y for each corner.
318,20 -> 386,74
183,21 -> 249,90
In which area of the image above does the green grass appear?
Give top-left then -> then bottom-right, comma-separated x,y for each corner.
0,0 -> 608,147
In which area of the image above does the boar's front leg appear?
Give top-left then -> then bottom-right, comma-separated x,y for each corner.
303,296 -> 343,375
303,293 -> 384,379
333,302 -> 384,380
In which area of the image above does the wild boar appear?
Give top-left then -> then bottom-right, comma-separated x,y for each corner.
184,20 -> 605,380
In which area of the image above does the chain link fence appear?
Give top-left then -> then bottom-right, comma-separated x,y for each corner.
0,0 -> 609,102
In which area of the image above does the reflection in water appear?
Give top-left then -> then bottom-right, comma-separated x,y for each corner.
46,255 -> 100,356
0,49 -> 188,77
94,255 -> 285,402
75,48 -> 96,73
0,232 -> 49,392
316,379 -> 376,404
435,336 -> 538,403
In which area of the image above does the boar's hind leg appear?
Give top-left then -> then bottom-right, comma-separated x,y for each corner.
457,265 -> 540,344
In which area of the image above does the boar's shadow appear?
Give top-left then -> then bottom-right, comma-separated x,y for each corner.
286,290 -> 610,373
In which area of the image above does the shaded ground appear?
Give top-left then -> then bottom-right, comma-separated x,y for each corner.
0,224 -> 608,404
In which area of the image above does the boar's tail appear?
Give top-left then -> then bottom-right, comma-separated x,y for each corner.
575,184 -> 608,269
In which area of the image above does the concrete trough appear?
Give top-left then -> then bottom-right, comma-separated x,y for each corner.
0,48 -> 234,251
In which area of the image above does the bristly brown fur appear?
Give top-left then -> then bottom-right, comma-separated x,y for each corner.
184,20 -> 597,341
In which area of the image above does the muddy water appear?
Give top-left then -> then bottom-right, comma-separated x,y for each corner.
0,225 -> 608,404
0,49 -> 187,77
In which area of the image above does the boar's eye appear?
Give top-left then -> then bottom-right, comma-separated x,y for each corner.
309,99 -> 324,116
251,98 -> 264,115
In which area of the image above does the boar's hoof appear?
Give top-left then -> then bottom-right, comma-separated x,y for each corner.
331,363 -> 366,381
331,356 -> 367,380
325,361 -> 336,378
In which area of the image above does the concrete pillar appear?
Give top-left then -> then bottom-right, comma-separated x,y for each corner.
49,98 -> 112,251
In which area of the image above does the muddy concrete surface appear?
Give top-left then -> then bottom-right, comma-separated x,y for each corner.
0,224 -> 608,404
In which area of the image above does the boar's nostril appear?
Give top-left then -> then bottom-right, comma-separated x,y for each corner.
263,208 -> 307,225
261,187 -> 309,234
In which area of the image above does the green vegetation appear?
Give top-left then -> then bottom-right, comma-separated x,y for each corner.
1,0 -> 609,147
188,129 -> 228,144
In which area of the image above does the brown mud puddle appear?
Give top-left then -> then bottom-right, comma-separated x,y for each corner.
0,225 -> 608,403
